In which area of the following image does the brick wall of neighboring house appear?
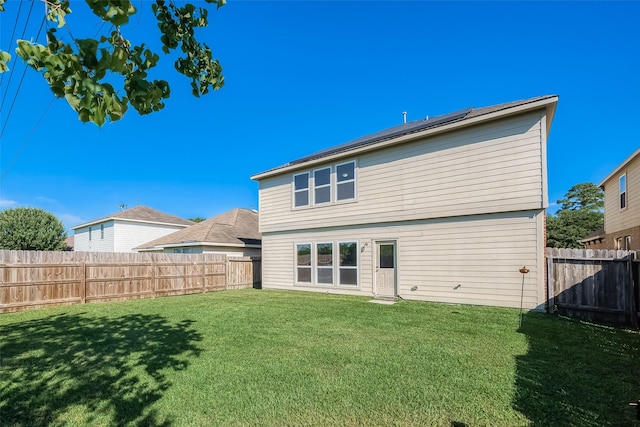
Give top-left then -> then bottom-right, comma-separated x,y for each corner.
583,226 -> 640,250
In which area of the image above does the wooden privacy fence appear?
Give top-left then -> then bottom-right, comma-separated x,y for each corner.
546,248 -> 638,327
0,251 -> 262,314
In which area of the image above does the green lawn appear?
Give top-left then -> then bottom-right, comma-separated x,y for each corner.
1,290 -> 638,426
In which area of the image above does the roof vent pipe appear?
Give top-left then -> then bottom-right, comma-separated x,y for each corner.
402,111 -> 407,124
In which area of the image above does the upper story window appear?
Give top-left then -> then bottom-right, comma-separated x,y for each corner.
100,224 -> 104,239
89,226 -> 92,241
620,173 -> 627,209
336,161 -> 356,201
292,160 -> 357,208
294,172 -> 310,207
314,167 -> 331,204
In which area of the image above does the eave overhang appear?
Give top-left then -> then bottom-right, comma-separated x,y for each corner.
251,95 -> 558,181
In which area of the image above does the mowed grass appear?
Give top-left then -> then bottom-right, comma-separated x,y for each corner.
1,290 -> 639,427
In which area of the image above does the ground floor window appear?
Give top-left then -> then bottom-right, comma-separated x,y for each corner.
296,243 -> 312,283
295,240 -> 358,287
339,242 -> 358,286
316,243 -> 333,284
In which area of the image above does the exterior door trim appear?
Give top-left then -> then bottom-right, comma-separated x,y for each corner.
374,240 -> 397,298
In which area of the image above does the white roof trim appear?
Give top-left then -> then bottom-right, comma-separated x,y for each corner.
251,96 -> 558,181
140,241 -> 262,250
72,217 -> 191,230
598,147 -> 640,188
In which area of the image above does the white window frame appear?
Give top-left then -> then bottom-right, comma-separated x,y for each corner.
620,173 -> 627,209
315,242 -> 334,285
293,172 -> 310,208
313,166 -> 332,205
338,241 -> 358,287
336,160 -> 357,202
295,242 -> 312,284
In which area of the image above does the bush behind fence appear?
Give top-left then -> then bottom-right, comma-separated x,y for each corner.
0,250 -> 262,313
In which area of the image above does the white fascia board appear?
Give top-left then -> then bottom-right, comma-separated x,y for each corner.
598,147 -> 640,189
157,242 -> 262,249
71,219 -> 112,231
72,218 -> 191,230
251,96 -> 559,181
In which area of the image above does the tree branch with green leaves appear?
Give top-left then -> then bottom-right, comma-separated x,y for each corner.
0,0 -> 225,126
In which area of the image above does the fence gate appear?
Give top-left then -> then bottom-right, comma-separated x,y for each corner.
546,248 -> 638,327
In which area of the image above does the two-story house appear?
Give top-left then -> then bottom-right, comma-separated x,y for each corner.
251,95 -> 558,310
582,148 -> 640,250
72,205 -> 193,253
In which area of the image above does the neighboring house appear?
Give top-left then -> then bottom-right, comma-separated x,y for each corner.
251,95 -> 558,310
72,205 -> 193,253
582,147 -> 640,250
64,236 -> 74,251
136,208 -> 261,257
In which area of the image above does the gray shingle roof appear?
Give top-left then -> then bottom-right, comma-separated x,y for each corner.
71,205 -> 193,229
253,95 -> 557,179
136,208 -> 260,250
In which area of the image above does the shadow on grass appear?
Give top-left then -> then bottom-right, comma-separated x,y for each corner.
0,312 -> 202,426
514,312 -> 640,426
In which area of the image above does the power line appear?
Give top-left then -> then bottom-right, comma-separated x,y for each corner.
0,15 -> 46,140
0,0 -> 24,89
0,0 -> 36,112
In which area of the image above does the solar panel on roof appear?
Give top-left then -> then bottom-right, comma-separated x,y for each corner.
288,107 -> 473,165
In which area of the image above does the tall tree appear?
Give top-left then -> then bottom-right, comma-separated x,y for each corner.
0,207 -> 68,251
0,0 -> 225,126
546,182 -> 604,248
556,182 -> 604,212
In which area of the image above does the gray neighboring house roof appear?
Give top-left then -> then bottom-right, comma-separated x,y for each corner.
136,208 -> 261,251
252,94 -> 558,180
580,227 -> 606,245
71,205 -> 194,230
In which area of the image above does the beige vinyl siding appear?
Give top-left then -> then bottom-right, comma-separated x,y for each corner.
603,154 -> 640,234
261,210 -> 545,309
259,111 -> 544,233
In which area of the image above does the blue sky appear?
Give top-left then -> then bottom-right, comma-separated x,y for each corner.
1,1 -> 639,230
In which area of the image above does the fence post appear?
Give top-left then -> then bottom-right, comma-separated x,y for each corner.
202,257 -> 206,293
629,253 -> 638,328
546,250 -> 555,313
81,262 -> 87,304
151,257 -> 157,298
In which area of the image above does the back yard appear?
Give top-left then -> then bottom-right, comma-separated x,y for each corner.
1,290 -> 638,426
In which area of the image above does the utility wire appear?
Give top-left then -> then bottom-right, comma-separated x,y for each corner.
0,15 -> 46,140
0,0 -> 36,112
0,0 -> 24,89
